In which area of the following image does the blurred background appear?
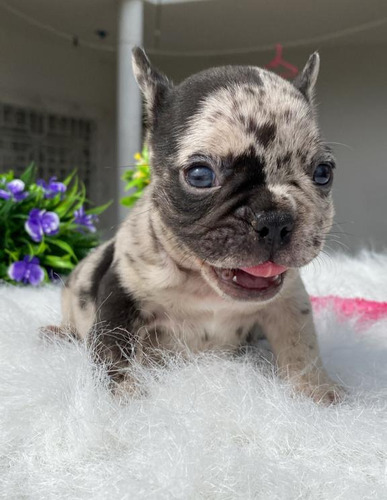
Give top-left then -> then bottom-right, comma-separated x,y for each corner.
0,0 -> 386,252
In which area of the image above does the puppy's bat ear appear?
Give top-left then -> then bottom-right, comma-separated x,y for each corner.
293,52 -> 320,102
132,46 -> 171,124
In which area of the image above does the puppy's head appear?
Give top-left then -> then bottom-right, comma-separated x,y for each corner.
132,48 -> 335,302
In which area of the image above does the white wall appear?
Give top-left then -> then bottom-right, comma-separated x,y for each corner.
152,44 -> 387,253
1,6 -> 386,252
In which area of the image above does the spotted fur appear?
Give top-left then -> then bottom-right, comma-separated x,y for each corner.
59,48 -> 344,403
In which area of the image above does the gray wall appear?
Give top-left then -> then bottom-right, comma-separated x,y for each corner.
152,44 -> 387,253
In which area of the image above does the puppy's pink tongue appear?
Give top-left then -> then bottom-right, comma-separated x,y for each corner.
241,262 -> 288,278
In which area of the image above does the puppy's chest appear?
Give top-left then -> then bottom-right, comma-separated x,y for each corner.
143,298 -> 259,353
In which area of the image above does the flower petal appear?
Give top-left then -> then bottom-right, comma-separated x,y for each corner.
41,211 -> 60,236
49,178 -> 67,194
74,208 -> 83,220
28,263 -> 45,286
7,179 -> 25,194
29,208 -> 43,219
25,211 -> 43,242
8,260 -> 28,282
13,191 -> 28,202
0,189 -> 11,200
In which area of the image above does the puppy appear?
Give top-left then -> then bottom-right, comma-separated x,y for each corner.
60,47 -> 344,404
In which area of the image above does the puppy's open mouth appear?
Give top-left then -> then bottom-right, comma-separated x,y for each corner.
209,262 -> 288,301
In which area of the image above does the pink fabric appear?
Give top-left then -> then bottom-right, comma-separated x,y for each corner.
311,295 -> 387,324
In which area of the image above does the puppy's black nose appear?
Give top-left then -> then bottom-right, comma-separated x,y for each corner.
253,211 -> 294,251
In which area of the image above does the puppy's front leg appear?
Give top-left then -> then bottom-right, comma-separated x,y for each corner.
89,266 -> 146,395
260,274 -> 345,404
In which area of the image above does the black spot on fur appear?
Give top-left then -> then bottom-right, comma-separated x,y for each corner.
89,241 -> 115,302
283,152 -> 292,165
296,148 -> 307,164
246,117 -> 257,135
313,237 -> 321,247
276,152 -> 292,169
125,252 -> 135,265
223,149 -> 266,190
213,110 -> 224,120
231,98 -> 240,113
236,327 -> 244,337
301,308 -> 310,315
238,113 -> 247,126
255,122 -> 277,148
245,329 -> 254,344
291,180 -> 301,189
282,109 -> 293,122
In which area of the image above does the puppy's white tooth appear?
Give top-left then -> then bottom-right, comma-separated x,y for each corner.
220,269 -> 233,280
232,275 -> 238,283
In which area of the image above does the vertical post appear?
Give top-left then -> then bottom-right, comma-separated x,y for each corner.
116,0 -> 144,222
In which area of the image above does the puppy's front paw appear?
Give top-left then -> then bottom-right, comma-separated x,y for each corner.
291,373 -> 346,405
39,324 -> 78,341
112,373 -> 147,402
301,381 -> 346,405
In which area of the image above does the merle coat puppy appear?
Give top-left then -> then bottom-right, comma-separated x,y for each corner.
60,47 -> 344,403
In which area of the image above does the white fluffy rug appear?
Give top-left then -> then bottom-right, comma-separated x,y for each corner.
2,252 -> 387,499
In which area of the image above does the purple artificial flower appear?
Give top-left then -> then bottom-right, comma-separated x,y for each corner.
0,179 -> 28,201
8,256 -> 44,286
0,189 -> 10,200
74,205 -> 97,233
25,208 -> 60,242
37,177 -> 67,199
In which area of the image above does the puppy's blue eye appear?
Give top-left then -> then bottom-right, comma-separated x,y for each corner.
313,163 -> 332,186
186,165 -> 216,188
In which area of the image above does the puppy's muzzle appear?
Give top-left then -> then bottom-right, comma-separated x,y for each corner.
252,211 -> 294,253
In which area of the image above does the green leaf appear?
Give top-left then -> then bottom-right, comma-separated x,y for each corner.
85,200 -> 112,215
48,238 -> 78,261
5,249 -> 20,261
120,195 -> 137,207
19,238 -> 37,257
43,255 -> 75,270
55,178 -> 79,218
19,163 -> 36,186
62,170 -> 77,187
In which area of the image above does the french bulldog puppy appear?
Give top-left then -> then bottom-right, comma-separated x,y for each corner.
60,47 -> 344,404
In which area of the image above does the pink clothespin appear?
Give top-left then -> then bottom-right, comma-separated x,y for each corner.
265,44 -> 298,79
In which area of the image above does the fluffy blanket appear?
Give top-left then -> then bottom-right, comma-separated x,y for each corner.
1,252 -> 387,499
